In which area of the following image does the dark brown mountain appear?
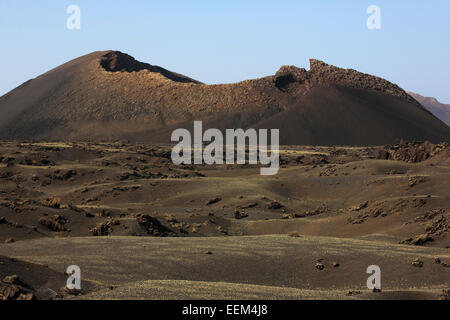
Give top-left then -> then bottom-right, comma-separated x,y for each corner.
407,92 -> 450,127
0,50 -> 449,145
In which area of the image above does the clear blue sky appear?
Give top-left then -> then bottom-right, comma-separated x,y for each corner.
1,0 -> 449,102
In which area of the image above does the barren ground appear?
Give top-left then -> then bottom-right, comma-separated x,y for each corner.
0,141 -> 448,300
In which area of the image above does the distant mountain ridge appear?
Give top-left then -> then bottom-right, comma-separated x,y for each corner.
407,91 -> 450,127
0,50 -> 449,145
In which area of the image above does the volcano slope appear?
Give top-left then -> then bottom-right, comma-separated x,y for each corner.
0,141 -> 449,300
0,51 -> 449,144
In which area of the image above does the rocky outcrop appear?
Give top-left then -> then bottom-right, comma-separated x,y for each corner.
377,141 -> 448,163
273,66 -> 308,91
100,51 -> 201,83
273,59 -> 415,102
